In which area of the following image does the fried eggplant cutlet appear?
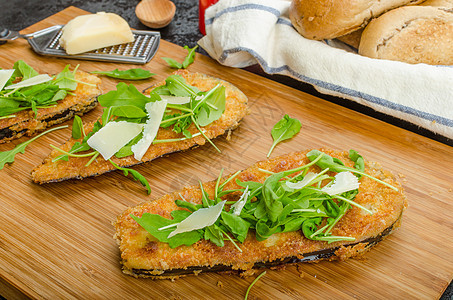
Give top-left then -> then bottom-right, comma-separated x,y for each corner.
0,70 -> 101,143
114,149 -> 406,279
31,70 -> 248,184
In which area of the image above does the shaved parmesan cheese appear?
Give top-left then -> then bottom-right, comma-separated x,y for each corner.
4,74 -> 52,90
87,121 -> 144,160
321,172 -> 360,196
230,186 -> 250,216
159,95 -> 191,105
131,100 -> 167,161
285,172 -> 318,190
167,200 -> 226,238
0,69 -> 14,91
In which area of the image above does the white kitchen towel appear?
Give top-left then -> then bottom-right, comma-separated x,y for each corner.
198,0 -> 453,141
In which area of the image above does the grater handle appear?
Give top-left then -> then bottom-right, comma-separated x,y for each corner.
0,29 -> 22,42
0,29 -> 9,44
0,28 -> 8,37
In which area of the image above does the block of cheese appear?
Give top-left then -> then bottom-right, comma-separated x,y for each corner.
59,12 -> 134,55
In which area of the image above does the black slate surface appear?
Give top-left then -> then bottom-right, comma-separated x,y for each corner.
1,0 -> 452,298
2,0 -> 203,48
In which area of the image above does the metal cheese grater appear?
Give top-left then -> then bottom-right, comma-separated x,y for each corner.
0,25 -> 160,64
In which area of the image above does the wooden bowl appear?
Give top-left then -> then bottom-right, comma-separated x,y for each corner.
135,0 -> 176,29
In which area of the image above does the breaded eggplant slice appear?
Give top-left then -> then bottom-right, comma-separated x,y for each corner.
114,149 -> 407,279
31,70 -> 248,183
0,70 -> 101,144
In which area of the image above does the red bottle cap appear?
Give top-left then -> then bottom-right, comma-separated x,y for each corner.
199,0 -> 219,35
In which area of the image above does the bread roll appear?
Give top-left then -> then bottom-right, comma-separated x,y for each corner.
289,0 -> 425,40
420,0 -> 453,8
337,29 -> 364,49
358,6 -> 453,65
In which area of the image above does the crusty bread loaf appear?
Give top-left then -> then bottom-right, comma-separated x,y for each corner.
336,0 -> 453,49
358,6 -> 453,65
337,29 -> 364,49
420,0 -> 453,8
289,0 -> 425,40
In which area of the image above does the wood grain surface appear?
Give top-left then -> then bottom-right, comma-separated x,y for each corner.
0,6 -> 452,299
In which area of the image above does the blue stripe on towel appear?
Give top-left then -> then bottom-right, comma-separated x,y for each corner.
276,18 -> 292,26
206,4 -> 281,26
219,47 -> 453,128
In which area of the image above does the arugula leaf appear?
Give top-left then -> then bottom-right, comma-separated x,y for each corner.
130,212 -> 176,241
182,45 -> 198,68
194,85 -> 226,127
221,212 -> 250,243
245,271 -> 267,300
204,224 -> 224,247
52,119 -> 102,162
349,149 -> 365,177
114,133 -> 143,158
162,57 -> 183,69
72,115 -> 84,139
91,68 -> 155,80
255,220 -> 282,241
0,125 -> 67,170
307,149 -> 398,191
306,150 -> 349,173
121,168 -> 151,194
130,210 -> 203,248
301,217 -> 323,239
162,45 -> 198,69
267,114 -> 301,157
109,160 -> 151,194
175,199 -> 199,212
50,89 -> 67,102
101,107 -> 114,126
111,105 -> 147,119
168,229 -> 203,248
0,98 -> 20,111
282,216 -> 305,233
165,75 -> 200,97
54,65 -> 77,90
97,82 -> 150,110
52,141 -> 92,162
12,60 -> 39,80
85,120 -> 103,142
259,172 -> 285,222
237,179 -> 263,192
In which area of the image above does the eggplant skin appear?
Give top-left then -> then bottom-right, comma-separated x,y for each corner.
0,70 -> 101,144
113,149 -> 407,279
30,70 -> 249,184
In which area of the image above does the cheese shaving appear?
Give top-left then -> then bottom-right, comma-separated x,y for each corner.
159,95 -> 191,104
4,74 -> 52,90
87,121 -> 144,160
321,172 -> 360,196
230,186 -> 250,216
131,99 -> 167,161
0,69 -> 14,91
167,200 -> 226,238
285,172 -> 318,190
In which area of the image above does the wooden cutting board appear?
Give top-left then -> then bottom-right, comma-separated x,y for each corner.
0,6 -> 452,299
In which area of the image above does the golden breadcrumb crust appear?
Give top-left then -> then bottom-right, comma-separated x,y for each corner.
114,149 -> 407,278
31,70 -> 248,183
0,70 -> 101,143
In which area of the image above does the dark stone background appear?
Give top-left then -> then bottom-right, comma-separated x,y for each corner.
1,0 -> 452,298
2,0 -> 203,48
